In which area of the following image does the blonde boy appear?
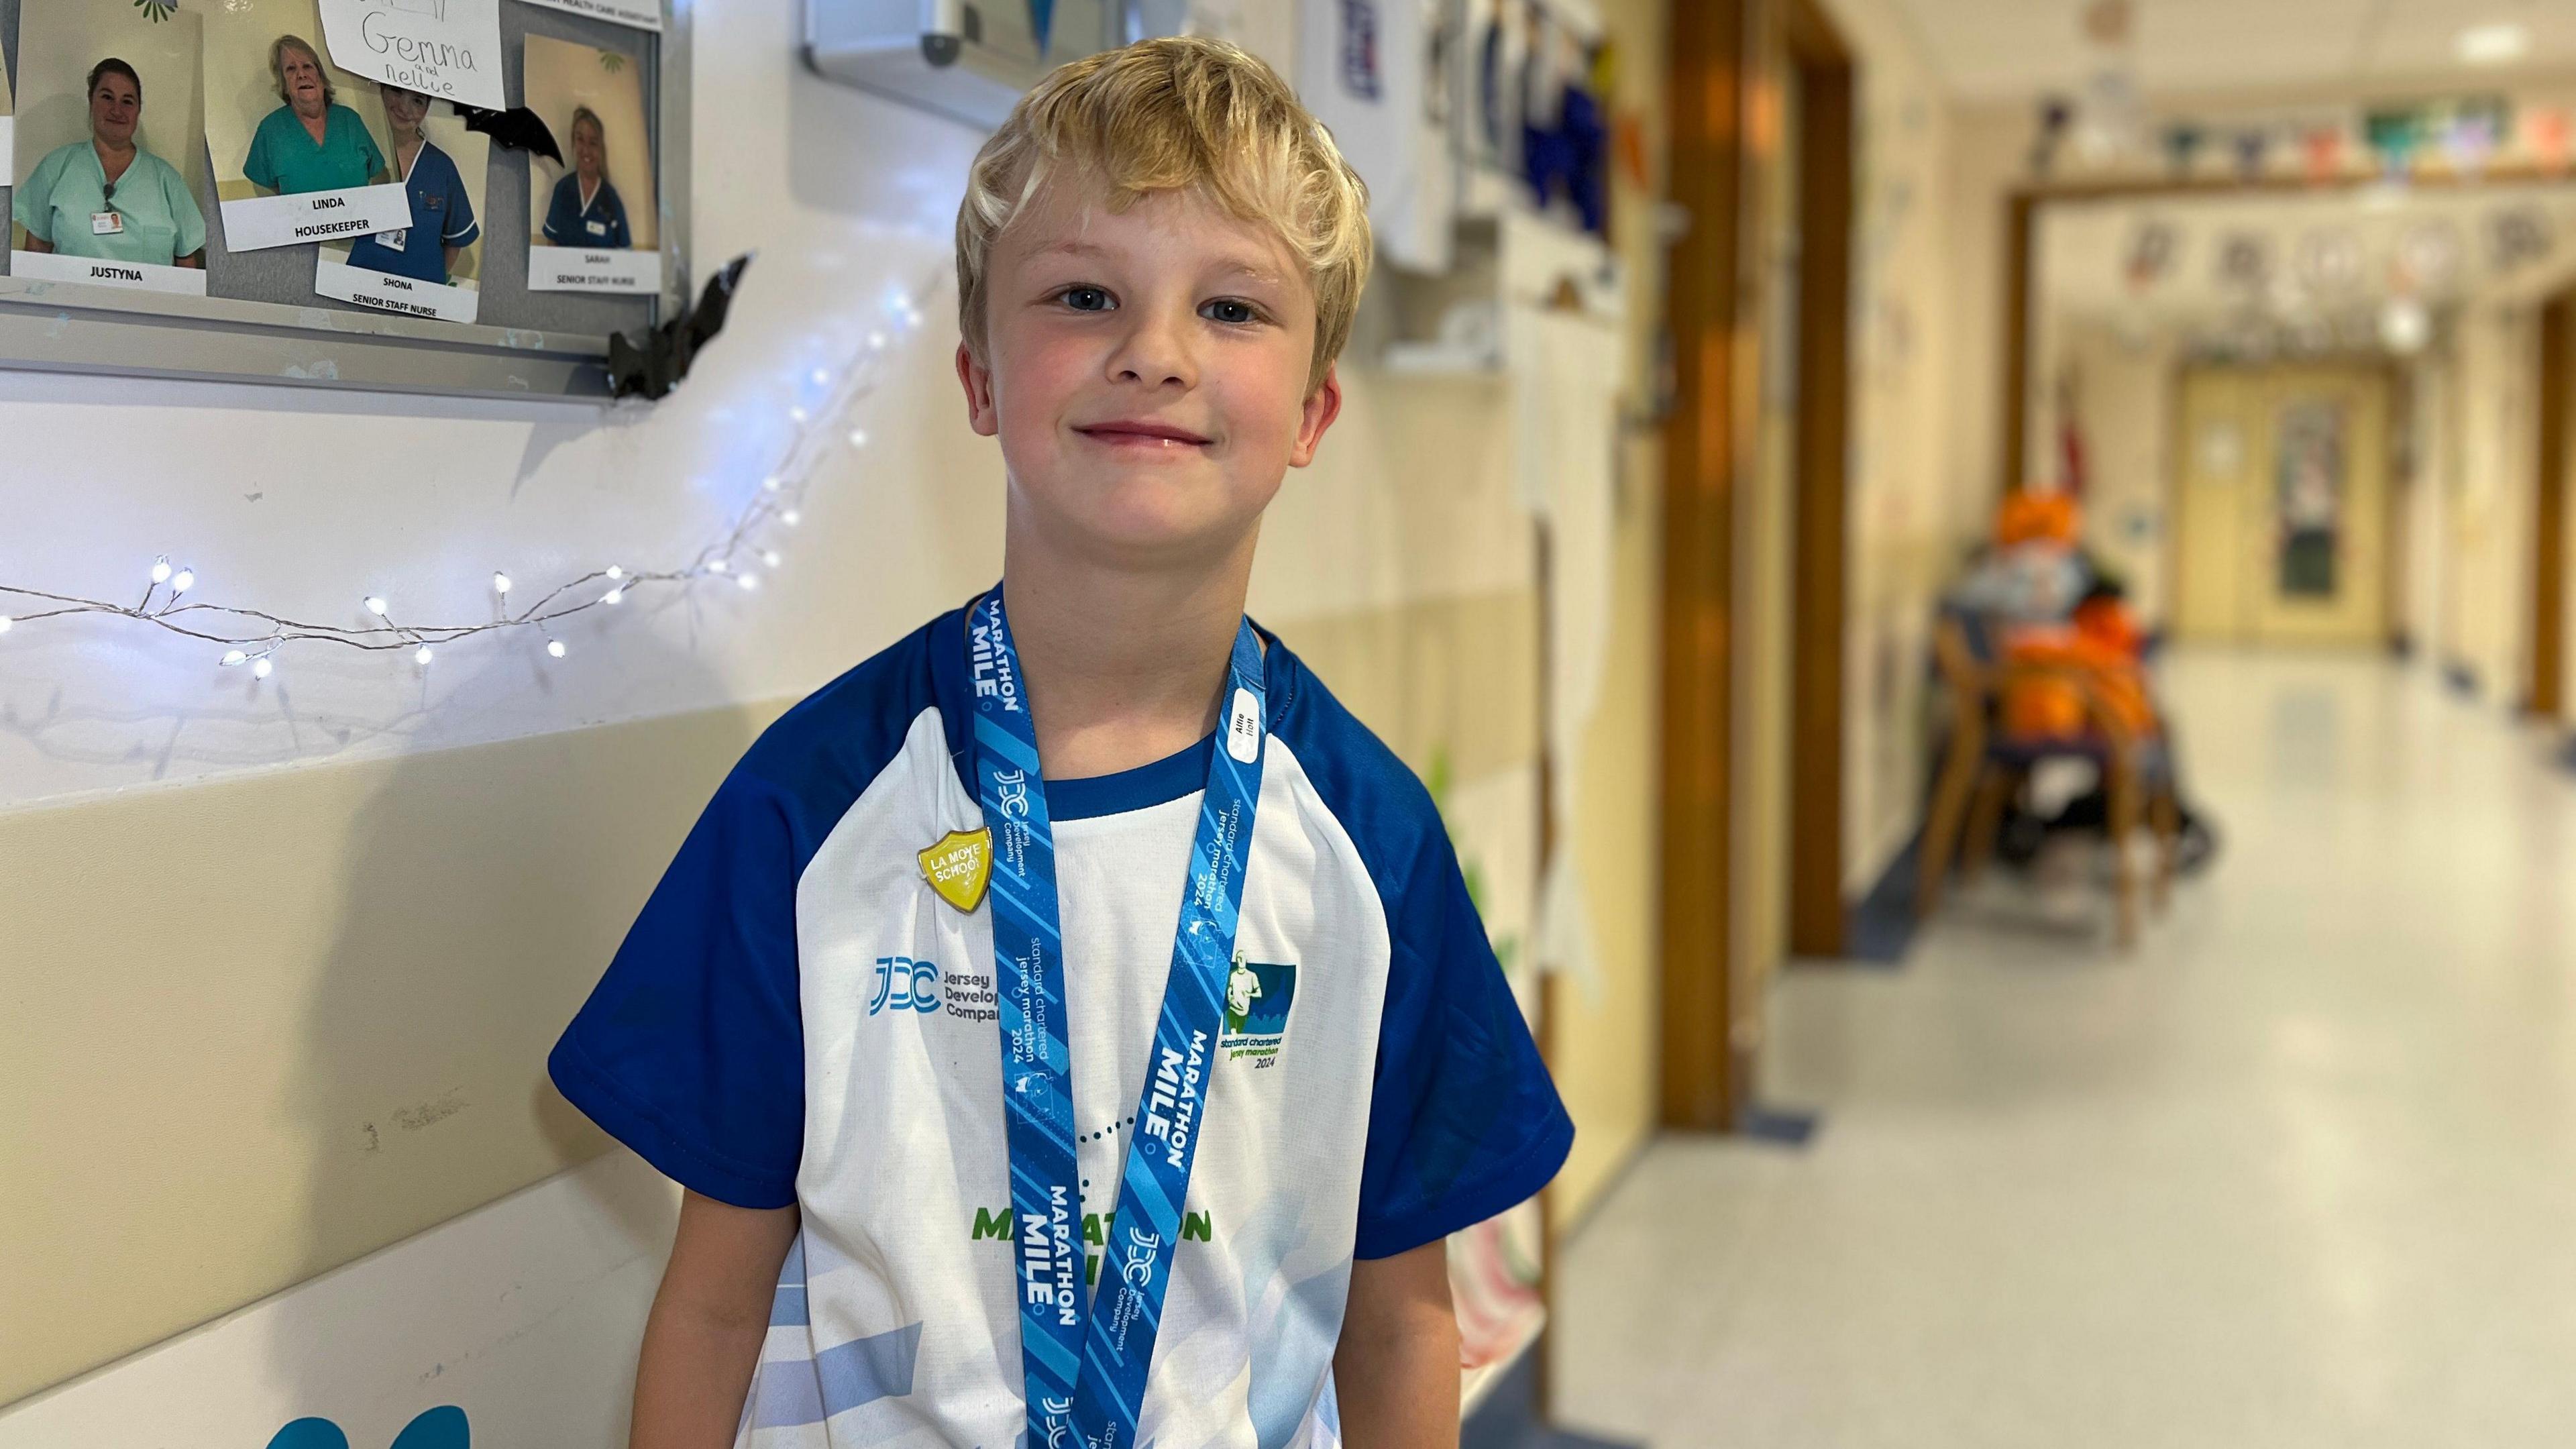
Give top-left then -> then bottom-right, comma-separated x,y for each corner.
552,37 -> 1570,1448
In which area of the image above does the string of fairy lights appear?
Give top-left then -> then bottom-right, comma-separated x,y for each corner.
0,278 -> 938,682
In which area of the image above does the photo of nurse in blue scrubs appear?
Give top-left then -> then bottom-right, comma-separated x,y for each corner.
539,107 -> 629,250
13,58 -> 207,268
343,87 -> 477,285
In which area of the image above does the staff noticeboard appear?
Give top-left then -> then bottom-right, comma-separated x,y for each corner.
0,0 -> 686,400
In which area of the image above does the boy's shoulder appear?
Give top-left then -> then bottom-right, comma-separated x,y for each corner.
718,601 -> 976,858
1260,633 -> 1458,897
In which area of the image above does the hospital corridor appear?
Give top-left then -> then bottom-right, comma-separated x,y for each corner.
1552,650 -> 2576,1446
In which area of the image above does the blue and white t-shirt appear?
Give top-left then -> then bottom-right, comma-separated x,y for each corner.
549,600 -> 1573,1448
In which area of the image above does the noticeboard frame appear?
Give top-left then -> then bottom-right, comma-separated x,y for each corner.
0,0 -> 690,402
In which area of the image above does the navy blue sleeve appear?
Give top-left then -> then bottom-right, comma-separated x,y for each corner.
548,769 -> 806,1209
1353,831 -> 1574,1260
541,174 -> 579,244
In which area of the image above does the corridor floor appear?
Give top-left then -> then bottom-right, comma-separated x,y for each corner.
1550,651 -> 2576,1447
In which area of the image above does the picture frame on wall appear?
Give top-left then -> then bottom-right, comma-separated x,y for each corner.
0,0 -> 690,400
521,32 -> 659,294
8,0 -> 211,296
199,0 -> 417,253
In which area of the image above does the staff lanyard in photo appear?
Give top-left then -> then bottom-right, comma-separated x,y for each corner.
970,588 -> 1269,1449
93,180 -> 124,235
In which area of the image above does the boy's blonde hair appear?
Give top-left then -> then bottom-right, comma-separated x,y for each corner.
956,36 -> 1372,394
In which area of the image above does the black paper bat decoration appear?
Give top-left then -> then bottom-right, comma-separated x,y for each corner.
455,105 -> 563,166
607,253 -> 752,401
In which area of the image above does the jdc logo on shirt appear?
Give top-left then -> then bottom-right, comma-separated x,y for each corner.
1221,957 -> 1297,1065
870,955 -> 941,1015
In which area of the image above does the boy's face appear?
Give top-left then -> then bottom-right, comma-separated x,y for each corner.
958,181 -> 1342,570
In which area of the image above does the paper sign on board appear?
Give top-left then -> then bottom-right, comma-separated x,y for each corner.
318,0 -> 506,111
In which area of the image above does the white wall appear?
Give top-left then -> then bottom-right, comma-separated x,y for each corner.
0,1 -> 998,814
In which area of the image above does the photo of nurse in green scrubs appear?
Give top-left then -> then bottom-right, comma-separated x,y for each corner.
200,0 -> 413,253
13,59 -> 207,268
241,34 -> 386,197
10,0 -> 214,292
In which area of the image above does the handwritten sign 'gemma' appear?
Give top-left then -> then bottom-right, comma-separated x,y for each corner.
320,0 -> 505,110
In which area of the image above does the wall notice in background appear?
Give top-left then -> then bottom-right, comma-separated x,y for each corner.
517,0 -> 663,33
319,0 -> 507,111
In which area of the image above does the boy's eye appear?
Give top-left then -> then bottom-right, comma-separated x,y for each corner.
1202,299 -> 1262,326
1059,286 -> 1115,313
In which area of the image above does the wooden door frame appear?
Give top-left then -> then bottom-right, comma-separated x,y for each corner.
1783,0 -> 1855,961
1661,0 -> 1852,1130
1659,0 -> 1754,1131
2534,291 -> 2571,718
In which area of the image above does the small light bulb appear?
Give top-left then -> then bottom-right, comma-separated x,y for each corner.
868,331 -> 888,351
493,572 -> 513,595
170,569 -> 195,594
782,509 -> 803,527
810,368 -> 831,385
414,644 -> 435,666
221,649 -> 248,667
762,475 -> 781,492
547,639 -> 567,659
253,657 -> 273,680
365,595 -> 389,616
605,564 -> 625,580
602,587 -> 625,605
761,550 -> 782,568
151,557 -> 173,584
708,559 -> 731,574
738,572 -> 761,592
0,615 -> 13,635
847,428 -> 869,448
789,407 -> 810,424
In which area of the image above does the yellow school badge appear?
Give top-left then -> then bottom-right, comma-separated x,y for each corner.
918,828 -> 994,913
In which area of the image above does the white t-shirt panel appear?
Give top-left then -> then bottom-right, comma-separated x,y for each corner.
765,710 -> 1389,1448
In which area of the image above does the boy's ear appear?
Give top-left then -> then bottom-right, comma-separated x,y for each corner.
1289,364 -> 1344,469
956,341 -> 1000,438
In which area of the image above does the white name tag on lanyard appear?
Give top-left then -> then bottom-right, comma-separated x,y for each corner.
92,211 -> 123,235
586,219 -> 608,237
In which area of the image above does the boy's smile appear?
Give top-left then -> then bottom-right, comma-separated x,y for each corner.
959,182 -> 1342,569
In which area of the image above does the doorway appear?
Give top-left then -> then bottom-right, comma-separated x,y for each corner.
2174,364 -> 2395,647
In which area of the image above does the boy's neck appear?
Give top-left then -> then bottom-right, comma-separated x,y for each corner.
1001,526 -> 1257,783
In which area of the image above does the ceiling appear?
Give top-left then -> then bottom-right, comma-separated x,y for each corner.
1888,0 -> 2576,101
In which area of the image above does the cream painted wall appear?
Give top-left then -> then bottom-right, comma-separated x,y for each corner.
0,0 -> 1578,1417
2063,321 -> 2177,627
2443,303 -> 2540,701
1822,0 -> 1963,894
1538,0 -> 1667,1227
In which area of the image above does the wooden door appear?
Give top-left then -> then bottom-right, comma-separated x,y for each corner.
2175,365 -> 2394,647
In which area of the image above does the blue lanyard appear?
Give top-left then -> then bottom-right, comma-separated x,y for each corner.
971,588 -> 1269,1449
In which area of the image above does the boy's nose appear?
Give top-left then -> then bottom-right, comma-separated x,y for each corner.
1103,305 -> 1198,390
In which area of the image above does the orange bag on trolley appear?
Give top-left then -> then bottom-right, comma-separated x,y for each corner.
1984,492 -> 2161,743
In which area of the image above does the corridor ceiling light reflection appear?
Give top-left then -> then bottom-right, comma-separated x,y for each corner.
2379,299 -> 2432,354
2455,23 -> 2530,66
